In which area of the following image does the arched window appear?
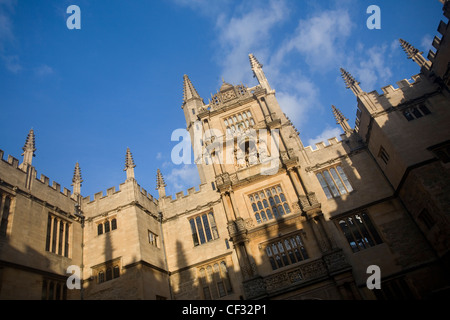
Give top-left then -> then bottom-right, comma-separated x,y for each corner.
266,209 -> 273,220
284,203 -> 291,214
106,267 -> 112,281
113,266 -> 120,278
280,193 -> 286,202
263,199 -> 269,208
260,211 -> 267,221
255,213 -> 261,224
104,221 -> 110,233
111,218 -> 117,230
98,271 -> 105,284
274,195 -> 281,204
257,201 -> 263,210
252,203 -> 257,212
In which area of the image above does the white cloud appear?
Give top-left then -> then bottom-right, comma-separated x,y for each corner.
0,0 -> 22,73
214,0 -> 288,85
34,64 -> 54,77
343,44 -> 393,92
420,34 -> 433,52
273,9 -> 353,71
307,126 -> 342,148
166,164 -> 200,194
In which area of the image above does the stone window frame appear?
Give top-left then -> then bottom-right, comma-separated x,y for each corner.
41,278 -> 67,300
96,216 -> 118,236
45,212 -> 71,258
188,210 -> 220,247
197,260 -> 233,300
335,211 -> 383,253
148,230 -> 159,248
401,103 -> 431,122
260,231 -> 309,271
315,164 -> 354,199
0,190 -> 14,237
222,109 -> 256,136
92,258 -> 121,284
247,184 -> 292,225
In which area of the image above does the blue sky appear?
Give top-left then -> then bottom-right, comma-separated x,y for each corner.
0,0 -> 446,199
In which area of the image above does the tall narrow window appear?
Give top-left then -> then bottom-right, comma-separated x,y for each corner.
45,214 -> 52,251
0,196 -> 11,236
46,214 -> 70,257
104,220 -> 110,233
418,209 -> 435,230
51,218 -> 58,253
97,223 -> 103,235
190,219 -> 199,246
379,146 -> 390,164
316,166 -> 353,199
64,223 -> 69,257
111,218 -> 117,230
148,230 -> 158,247
58,220 -> 64,255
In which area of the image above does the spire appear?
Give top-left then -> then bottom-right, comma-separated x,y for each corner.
183,74 -> 201,103
340,68 -> 363,96
72,162 -> 83,196
332,105 -> 352,134
21,128 -> 36,167
399,39 -> 429,68
156,169 -> 166,198
249,53 -> 272,92
124,147 -> 136,181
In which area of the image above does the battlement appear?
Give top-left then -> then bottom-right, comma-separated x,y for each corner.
0,149 -> 74,200
304,134 -> 345,152
164,183 -> 210,202
83,181 -> 158,206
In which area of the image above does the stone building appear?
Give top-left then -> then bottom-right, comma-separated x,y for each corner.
0,1 -> 449,300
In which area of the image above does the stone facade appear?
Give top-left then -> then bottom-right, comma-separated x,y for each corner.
0,2 -> 449,300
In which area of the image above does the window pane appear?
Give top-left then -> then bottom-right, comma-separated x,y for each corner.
403,111 -> 414,121
284,203 -> 291,213
104,221 -> 110,233
323,170 -> 339,197
252,203 -> 258,212
274,195 -> 281,204
52,218 -> 58,253
255,213 -> 261,224
419,105 -> 431,115
208,213 -> 219,239
412,107 -> 423,118
316,173 -> 333,199
106,268 -> 112,281
278,205 -> 285,216
330,168 -> 347,195
280,193 -> 286,202
46,215 -> 52,251
64,223 -> 69,257
111,219 -> 117,230
337,166 -> 353,192
113,266 -> 120,278
190,219 -> 199,246
257,201 -> 263,210
266,209 -> 273,220
202,214 -> 213,242
196,216 -> 206,244
263,199 -> 269,208
361,213 -> 383,244
260,211 -> 267,221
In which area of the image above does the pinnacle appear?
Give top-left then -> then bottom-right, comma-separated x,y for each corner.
124,147 -> 136,170
183,74 -> 201,102
332,105 -> 348,124
156,168 -> 166,190
399,38 -> 422,59
340,68 -> 360,89
23,128 -> 36,154
72,162 -> 83,184
249,53 -> 263,69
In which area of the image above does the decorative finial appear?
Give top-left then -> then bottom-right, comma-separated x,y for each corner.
124,147 -> 136,181
340,68 -> 363,95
